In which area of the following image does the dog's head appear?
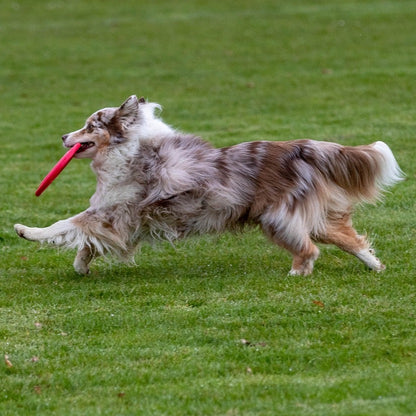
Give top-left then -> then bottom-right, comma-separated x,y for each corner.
62,95 -> 146,159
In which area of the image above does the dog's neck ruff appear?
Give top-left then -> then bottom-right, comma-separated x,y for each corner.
89,104 -> 175,209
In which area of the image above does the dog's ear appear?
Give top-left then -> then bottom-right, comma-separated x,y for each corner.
118,95 -> 139,127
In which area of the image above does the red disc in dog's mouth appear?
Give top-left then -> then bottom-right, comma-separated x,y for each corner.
35,142 -> 82,197
77,142 -> 94,153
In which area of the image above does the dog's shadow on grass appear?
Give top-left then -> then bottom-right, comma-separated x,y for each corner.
79,251 -> 287,284
12,234 -> 391,287
41,234 -> 265,281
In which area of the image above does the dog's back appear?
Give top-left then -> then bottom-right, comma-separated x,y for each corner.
136,136 -> 402,245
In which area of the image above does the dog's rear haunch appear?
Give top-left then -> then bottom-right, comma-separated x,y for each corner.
15,96 -> 403,275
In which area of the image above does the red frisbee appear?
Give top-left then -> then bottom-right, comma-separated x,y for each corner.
35,143 -> 82,196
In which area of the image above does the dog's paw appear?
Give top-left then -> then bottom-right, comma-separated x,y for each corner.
73,258 -> 90,275
373,258 -> 386,272
14,224 -> 28,239
356,249 -> 385,272
288,269 -> 302,276
73,262 -> 90,275
288,267 -> 313,276
14,224 -> 41,242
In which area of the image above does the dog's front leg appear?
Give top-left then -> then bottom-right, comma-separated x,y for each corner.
73,246 -> 95,275
15,210 -> 128,273
14,219 -> 77,246
15,218 -> 95,275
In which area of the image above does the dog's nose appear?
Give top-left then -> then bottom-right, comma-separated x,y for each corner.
62,134 -> 68,142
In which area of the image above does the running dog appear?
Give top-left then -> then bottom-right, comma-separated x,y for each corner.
15,96 -> 403,275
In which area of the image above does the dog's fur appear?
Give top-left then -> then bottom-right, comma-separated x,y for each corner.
15,96 -> 403,275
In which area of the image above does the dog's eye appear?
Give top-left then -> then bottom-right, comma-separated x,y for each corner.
86,123 -> 94,133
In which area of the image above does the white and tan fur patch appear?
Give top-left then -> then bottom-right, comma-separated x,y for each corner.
15,96 -> 404,275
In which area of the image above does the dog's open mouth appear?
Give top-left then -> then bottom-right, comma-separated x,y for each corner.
75,142 -> 95,153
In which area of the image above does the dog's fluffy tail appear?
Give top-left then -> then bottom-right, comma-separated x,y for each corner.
371,141 -> 404,190
318,140 -> 404,204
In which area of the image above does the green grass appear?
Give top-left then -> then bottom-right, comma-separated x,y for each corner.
1,0 -> 416,414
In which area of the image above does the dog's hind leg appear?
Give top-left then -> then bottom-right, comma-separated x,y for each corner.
316,213 -> 385,271
268,232 -> 320,276
261,212 -> 320,276
73,246 -> 95,275
288,242 -> 320,276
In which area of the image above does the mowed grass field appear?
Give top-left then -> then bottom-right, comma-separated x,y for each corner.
1,0 -> 416,415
